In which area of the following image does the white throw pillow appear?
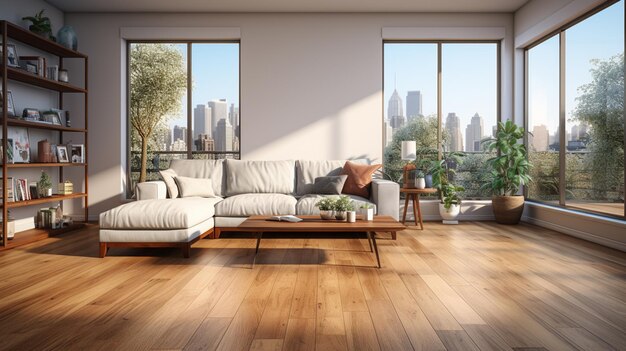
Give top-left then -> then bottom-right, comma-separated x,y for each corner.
159,168 -> 179,198
174,176 -> 216,198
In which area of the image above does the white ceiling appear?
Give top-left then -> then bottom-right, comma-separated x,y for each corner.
45,0 -> 531,13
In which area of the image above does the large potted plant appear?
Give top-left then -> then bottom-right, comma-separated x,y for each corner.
429,148 -> 465,222
482,120 -> 532,224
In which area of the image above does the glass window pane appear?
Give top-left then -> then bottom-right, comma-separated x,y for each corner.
565,0 -> 624,216
191,43 -> 240,159
442,43 -> 498,199
383,43 -> 438,190
129,43 -> 188,192
527,35 -> 560,204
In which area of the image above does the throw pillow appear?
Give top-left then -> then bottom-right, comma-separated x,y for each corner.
159,168 -> 179,198
313,175 -> 348,195
340,161 -> 381,198
174,176 -> 216,198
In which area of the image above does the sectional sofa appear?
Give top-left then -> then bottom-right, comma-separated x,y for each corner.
99,159 -> 400,257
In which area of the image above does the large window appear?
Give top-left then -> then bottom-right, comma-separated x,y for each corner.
383,41 -> 500,199
525,0 -> 624,218
127,41 -> 240,196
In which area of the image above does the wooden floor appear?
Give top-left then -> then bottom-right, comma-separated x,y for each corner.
0,222 -> 624,351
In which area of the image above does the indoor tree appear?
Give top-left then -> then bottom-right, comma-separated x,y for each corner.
129,44 -> 186,183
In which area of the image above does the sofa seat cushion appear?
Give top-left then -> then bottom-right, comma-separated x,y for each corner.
295,194 -> 376,216
100,217 -> 214,243
99,197 -> 222,230
215,193 -> 297,217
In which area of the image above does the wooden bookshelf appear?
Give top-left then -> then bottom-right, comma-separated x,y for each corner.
1,20 -> 89,250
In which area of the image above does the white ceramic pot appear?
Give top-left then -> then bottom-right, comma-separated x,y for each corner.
415,178 -> 426,189
320,210 -> 335,220
347,211 -> 356,223
361,208 -> 374,221
335,211 -> 347,221
439,203 -> 460,221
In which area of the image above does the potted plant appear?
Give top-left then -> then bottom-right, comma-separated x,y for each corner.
482,120 -> 532,224
415,171 -> 426,189
360,203 -> 374,221
22,10 -> 54,40
315,197 -> 336,220
416,146 -> 437,188
429,147 -> 465,222
333,195 -> 353,221
37,171 -> 52,197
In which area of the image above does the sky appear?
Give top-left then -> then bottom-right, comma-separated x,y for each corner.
385,0 -> 624,138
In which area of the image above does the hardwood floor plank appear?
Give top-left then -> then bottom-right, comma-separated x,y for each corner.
420,274 -> 485,325
436,330 -> 481,351
283,318 -> 316,351
249,339 -> 283,351
343,311 -> 381,351
366,299 -> 415,351
462,324 -> 514,351
183,317 -> 231,351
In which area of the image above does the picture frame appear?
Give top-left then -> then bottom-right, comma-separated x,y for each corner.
50,144 -> 59,163
57,145 -> 69,163
51,109 -> 66,126
5,44 -> 19,67
7,127 -> 30,163
42,110 -> 62,125
70,144 -> 84,163
1,139 -> 14,163
25,62 -> 38,75
0,89 -> 16,117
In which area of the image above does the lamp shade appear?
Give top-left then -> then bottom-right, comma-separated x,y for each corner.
401,141 -> 416,160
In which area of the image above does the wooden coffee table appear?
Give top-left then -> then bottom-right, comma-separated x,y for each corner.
238,215 -> 405,268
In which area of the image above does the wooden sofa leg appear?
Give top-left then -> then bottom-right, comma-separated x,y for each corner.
182,244 -> 191,258
391,231 -> 397,240
213,228 -> 222,239
99,243 -> 108,258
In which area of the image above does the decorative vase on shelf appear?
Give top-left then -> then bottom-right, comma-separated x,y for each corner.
57,25 -> 78,51
335,211 -> 347,221
425,174 -> 433,188
415,177 -> 426,189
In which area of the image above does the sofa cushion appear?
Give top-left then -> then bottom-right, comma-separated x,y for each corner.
159,168 -> 179,198
313,175 -> 348,195
174,176 -> 216,198
99,197 -> 222,230
295,159 -> 368,196
295,194 -> 376,216
225,160 -> 295,196
340,161 -> 381,198
169,159 -> 225,197
215,193 -> 297,217
100,217 -> 214,243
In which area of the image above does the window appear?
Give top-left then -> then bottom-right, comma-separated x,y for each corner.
383,41 -> 500,199
127,41 -> 240,196
525,0 -> 624,218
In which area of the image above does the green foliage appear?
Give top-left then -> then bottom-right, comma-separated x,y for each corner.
333,196 -> 354,211
315,197 -> 335,211
439,183 -> 464,209
428,145 -> 465,205
360,203 -> 373,209
23,10 -> 52,37
482,120 -> 532,196
38,171 -> 52,190
571,54 -> 624,200
130,44 -> 187,182
416,171 -> 425,178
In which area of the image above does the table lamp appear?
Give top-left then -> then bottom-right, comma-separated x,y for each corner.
401,141 -> 417,188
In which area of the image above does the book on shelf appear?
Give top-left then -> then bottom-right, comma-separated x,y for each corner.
0,177 -> 15,202
11,178 -> 32,202
267,215 -> 303,223
37,205 -> 63,229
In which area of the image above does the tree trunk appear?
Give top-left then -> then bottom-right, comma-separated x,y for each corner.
139,135 -> 148,183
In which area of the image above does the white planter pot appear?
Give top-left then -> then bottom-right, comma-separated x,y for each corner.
415,178 -> 426,189
320,210 -> 335,220
360,208 -> 374,221
347,211 -> 356,223
439,203 -> 460,221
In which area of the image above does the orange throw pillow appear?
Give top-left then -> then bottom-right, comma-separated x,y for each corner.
340,161 -> 381,198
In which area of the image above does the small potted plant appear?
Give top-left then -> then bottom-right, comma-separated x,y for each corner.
22,10 -> 54,40
37,171 -> 52,197
315,197 -> 336,220
415,171 -> 426,189
360,203 -> 374,221
438,183 -> 464,221
429,146 -> 465,223
333,195 -> 353,221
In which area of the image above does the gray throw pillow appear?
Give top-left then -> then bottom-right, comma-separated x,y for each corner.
174,176 -> 216,198
313,175 -> 348,195
159,168 -> 179,198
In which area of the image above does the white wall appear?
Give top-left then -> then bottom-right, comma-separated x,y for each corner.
64,12 -> 514,218
514,0 -> 626,252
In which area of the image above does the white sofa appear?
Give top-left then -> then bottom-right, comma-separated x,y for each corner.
99,159 -> 399,257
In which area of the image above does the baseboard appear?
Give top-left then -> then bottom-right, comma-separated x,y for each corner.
522,215 -> 626,252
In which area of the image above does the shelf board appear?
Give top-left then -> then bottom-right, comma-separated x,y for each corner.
2,21 -> 86,58
2,193 -> 87,209
3,118 -> 86,132
6,163 -> 86,168
2,223 -> 86,250
2,66 -> 86,93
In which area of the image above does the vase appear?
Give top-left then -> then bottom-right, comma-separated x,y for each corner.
57,25 -> 78,51
361,208 -> 374,221
425,174 -> 433,188
335,211 -> 347,221
439,203 -> 461,221
320,210 -> 335,220
346,211 -> 356,223
415,178 -> 426,189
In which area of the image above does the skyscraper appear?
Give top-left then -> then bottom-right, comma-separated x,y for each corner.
172,125 -> 187,145
208,99 -> 228,135
387,89 -> 404,121
229,103 -> 239,136
465,113 -> 484,152
445,113 -> 463,152
383,120 -> 393,148
215,118 -> 233,152
193,104 -> 212,139
390,115 -> 406,130
531,124 -> 549,151
194,134 -> 215,152
406,91 -> 422,120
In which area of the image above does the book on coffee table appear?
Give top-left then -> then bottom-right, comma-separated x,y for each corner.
267,215 -> 303,223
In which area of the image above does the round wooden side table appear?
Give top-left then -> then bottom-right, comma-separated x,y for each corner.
401,188 -> 438,230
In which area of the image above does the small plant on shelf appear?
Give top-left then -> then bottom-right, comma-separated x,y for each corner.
333,195 -> 354,220
22,10 -> 54,40
37,171 -> 52,198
